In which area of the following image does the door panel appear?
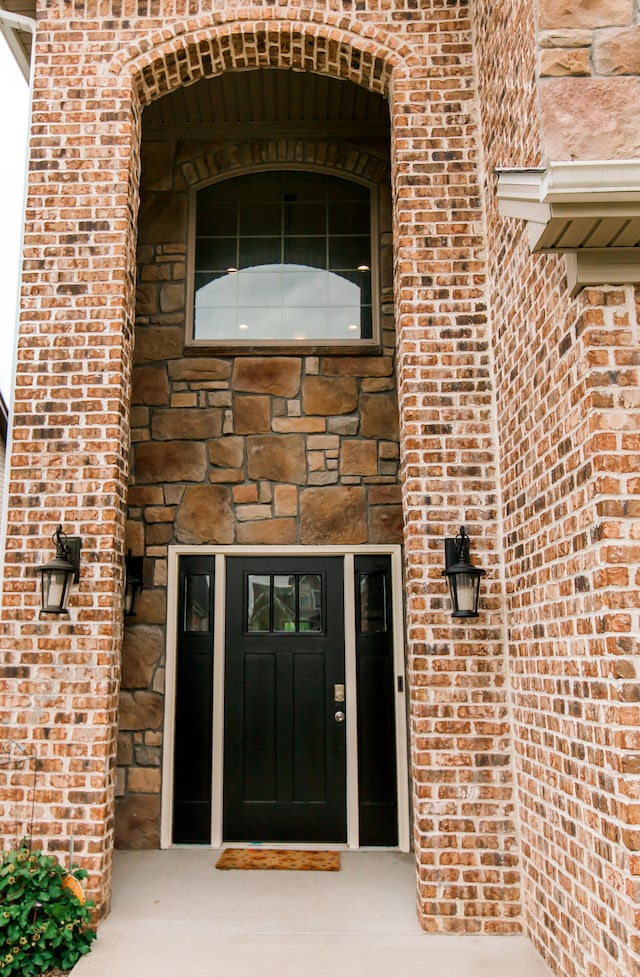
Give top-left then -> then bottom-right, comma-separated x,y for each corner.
223,556 -> 346,842
172,556 -> 216,844
355,555 -> 398,846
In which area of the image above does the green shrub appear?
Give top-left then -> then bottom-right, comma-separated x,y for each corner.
0,844 -> 96,977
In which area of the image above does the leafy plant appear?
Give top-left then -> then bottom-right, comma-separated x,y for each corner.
0,844 -> 96,977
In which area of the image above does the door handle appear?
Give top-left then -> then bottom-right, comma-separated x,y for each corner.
334,711 -> 345,723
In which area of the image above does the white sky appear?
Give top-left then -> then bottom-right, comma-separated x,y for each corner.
0,37 -> 30,405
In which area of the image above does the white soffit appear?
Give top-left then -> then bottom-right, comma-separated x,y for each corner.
496,160 -> 640,295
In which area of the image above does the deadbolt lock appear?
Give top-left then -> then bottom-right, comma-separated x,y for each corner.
334,684 -> 345,702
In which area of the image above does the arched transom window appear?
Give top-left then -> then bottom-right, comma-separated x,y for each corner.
188,169 -> 376,348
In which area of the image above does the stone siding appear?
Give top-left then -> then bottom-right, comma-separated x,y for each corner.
117,135 -> 402,843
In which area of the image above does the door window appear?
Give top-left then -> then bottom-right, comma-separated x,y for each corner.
247,573 -> 322,633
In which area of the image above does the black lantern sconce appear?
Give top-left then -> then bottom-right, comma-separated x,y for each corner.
443,526 -> 486,619
124,551 -> 144,617
37,525 -> 82,614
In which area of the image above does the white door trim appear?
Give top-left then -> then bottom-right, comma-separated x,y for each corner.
160,544 -> 410,851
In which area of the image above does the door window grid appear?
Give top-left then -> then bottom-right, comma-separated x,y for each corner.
247,573 -> 323,633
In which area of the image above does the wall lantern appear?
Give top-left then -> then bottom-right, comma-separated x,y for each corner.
443,526 -> 486,619
124,551 -> 143,617
37,525 -> 81,614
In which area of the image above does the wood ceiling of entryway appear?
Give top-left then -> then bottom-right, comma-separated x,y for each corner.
143,69 -> 390,142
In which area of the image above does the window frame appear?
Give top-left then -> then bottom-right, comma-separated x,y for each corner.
185,163 -> 381,353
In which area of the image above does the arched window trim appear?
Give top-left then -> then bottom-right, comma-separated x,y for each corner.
185,163 -> 381,353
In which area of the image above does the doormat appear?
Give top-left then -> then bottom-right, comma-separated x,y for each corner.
216,849 -> 341,872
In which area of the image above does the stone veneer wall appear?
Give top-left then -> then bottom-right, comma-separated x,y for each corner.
115,136 -> 403,845
536,0 -> 640,160
474,2 -> 640,977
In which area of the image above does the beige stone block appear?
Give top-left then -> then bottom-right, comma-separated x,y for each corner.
125,520 -> 145,555
234,395 -> 271,434
117,733 -> 133,766
114,795 -> 160,850
136,283 -> 157,316
287,399 -> 301,417
360,393 -> 400,440
274,484 -> 298,516
175,485 -> 234,543
144,506 -> 175,523
208,469 -> 245,483
308,435 -> 340,450
328,416 -> 359,436
233,483 -> 259,503
171,393 -> 197,408
300,486 -> 368,544
538,0 -> 633,30
147,524 -> 172,545
259,482 -> 272,503
322,356 -> 393,377
130,406 -> 150,428
133,588 -> 166,626
540,48 -> 590,75
159,283 -> 184,313
361,378 -> 395,392
127,486 -> 164,506
135,441 -> 207,483
379,442 -> 399,460
236,504 -> 273,521
340,441 -> 378,475
138,191 -> 188,244
233,357 -> 301,397
368,484 -> 403,506
541,77 -> 640,158
595,27 -> 640,74
164,485 -> 185,505
539,29 -> 593,47
247,436 -> 306,484
272,417 -> 326,433
133,326 -> 184,364
127,767 -> 161,794
309,471 -> 339,485
369,505 -> 404,544
168,358 -> 231,381
208,437 -> 244,469
237,519 -> 297,544
119,691 -> 164,731
132,365 -> 170,406
152,408 -> 222,441
308,451 -> 326,472
302,376 -> 359,416
122,624 -> 164,689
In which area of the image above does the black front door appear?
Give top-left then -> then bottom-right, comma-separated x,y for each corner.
223,557 -> 346,843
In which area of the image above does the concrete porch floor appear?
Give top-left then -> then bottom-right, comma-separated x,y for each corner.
71,849 -> 554,977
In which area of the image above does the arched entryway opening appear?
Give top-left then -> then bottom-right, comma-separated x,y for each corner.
114,17 -> 415,888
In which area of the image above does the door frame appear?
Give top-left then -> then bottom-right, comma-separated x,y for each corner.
160,544 -> 410,851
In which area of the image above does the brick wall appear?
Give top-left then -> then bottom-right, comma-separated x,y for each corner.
0,0 -> 636,970
474,1 -> 640,975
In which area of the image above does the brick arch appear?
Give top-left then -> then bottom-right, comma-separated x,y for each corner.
112,11 -> 412,104
180,140 -> 390,190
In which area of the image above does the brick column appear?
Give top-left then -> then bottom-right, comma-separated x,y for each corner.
0,21 -> 141,912
391,54 -> 521,931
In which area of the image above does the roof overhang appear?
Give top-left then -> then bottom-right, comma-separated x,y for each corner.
496,160 -> 640,296
0,2 -> 35,82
